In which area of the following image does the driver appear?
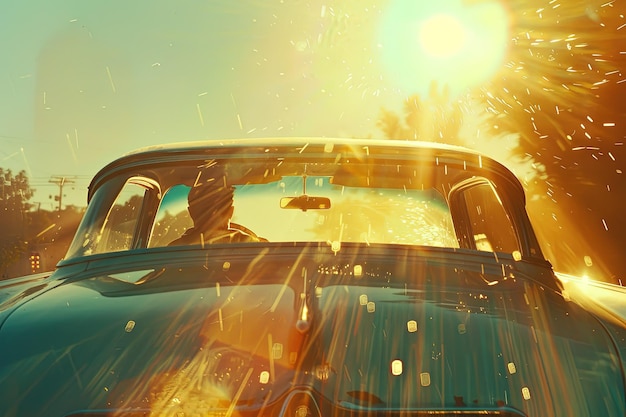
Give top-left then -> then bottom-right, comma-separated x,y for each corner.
169,175 -> 260,246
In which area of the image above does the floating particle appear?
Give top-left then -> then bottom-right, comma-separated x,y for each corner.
196,103 -> 204,126
431,344 -> 441,360
295,406 -> 310,417
125,320 -> 135,333
315,364 -> 331,381
407,320 -> 418,333
272,343 -> 283,359
522,387 -> 531,400
391,359 -> 403,375
359,294 -> 368,305
105,66 -> 116,93
508,362 -> 517,374
366,301 -> 376,313
420,372 -> 431,386
259,371 -> 270,384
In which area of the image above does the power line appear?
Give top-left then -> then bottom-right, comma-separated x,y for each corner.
49,176 -> 76,213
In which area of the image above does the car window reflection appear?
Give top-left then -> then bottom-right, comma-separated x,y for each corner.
149,174 -> 457,248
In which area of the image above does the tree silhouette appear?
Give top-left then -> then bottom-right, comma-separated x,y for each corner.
477,1 -> 626,282
0,169 -> 34,277
377,82 -> 464,144
374,2 -> 626,283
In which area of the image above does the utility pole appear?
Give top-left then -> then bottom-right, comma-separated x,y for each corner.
49,176 -> 75,213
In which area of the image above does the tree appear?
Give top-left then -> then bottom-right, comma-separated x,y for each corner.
0,169 -> 34,277
374,82 -> 625,282
373,1 -> 626,283
475,2 -> 626,282
377,82 -> 464,144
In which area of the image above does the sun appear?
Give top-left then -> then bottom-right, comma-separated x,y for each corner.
418,13 -> 467,58
378,0 -> 510,98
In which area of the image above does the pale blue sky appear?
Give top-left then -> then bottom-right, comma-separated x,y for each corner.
2,0 -> 415,207
0,0 -> 542,209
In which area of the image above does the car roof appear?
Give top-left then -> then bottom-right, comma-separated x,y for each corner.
122,137 -> 477,156
88,137 -> 524,201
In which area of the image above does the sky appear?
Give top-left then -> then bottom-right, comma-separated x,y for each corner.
0,0 -> 377,207
0,0 -> 518,207
1,0 -> 626,280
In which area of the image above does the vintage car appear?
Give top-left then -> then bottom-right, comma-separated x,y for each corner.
1,138 -> 625,416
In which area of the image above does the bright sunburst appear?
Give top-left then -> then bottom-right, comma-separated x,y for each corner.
378,0 -> 510,97
418,13 -> 467,58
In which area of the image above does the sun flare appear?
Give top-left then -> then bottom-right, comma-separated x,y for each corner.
379,0 -> 510,98
418,13 -> 466,58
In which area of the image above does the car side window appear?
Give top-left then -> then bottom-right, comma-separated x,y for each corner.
65,177 -> 160,258
455,181 -> 519,254
149,184 -> 193,248
96,182 -> 149,253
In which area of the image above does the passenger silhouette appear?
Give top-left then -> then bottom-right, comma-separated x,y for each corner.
169,178 -> 260,246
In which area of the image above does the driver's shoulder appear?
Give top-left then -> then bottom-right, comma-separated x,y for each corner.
215,229 -> 262,243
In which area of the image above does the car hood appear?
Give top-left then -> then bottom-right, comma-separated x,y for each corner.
0,246 -> 624,416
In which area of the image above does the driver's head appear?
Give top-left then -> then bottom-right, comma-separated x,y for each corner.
187,176 -> 235,227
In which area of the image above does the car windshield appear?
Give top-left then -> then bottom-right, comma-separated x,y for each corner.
151,176 -> 456,248
65,149 -> 523,259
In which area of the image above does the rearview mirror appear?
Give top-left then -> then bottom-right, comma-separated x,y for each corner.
280,195 -> 331,211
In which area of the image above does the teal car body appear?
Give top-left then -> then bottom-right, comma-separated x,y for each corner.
1,138 -> 625,416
